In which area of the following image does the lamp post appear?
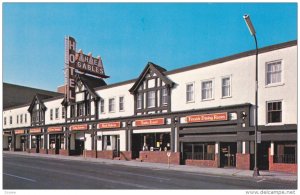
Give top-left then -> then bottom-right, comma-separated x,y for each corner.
243,14 -> 260,176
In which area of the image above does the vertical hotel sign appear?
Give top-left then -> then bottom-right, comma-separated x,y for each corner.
65,36 -> 76,103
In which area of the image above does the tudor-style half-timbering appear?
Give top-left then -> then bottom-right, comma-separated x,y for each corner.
28,94 -> 49,126
66,74 -> 107,122
129,62 -> 175,115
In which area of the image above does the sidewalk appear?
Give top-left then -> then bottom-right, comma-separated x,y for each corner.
3,151 -> 297,182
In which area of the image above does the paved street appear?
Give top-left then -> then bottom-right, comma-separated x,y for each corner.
3,153 -> 297,189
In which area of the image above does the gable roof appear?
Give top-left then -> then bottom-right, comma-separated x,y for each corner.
27,93 -> 53,112
76,74 -> 107,99
129,62 -> 174,94
3,83 -> 63,109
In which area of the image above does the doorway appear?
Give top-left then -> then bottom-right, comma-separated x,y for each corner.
75,139 -> 84,155
257,142 -> 270,170
220,142 -> 237,167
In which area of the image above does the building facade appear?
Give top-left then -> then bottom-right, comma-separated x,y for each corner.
3,40 -> 297,173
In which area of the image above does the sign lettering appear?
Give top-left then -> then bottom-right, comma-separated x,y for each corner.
135,118 -> 165,127
15,130 -> 25,134
186,113 -> 228,123
48,126 -> 62,132
98,122 -> 121,129
69,124 -> 88,131
29,128 -> 42,134
65,36 -> 76,103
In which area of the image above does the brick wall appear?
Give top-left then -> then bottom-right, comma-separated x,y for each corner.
236,153 -> 250,170
139,151 -> 180,165
84,150 -> 97,158
59,149 -> 70,156
39,149 -> 48,154
269,148 -> 297,173
48,149 -> 57,155
97,150 -> 114,159
120,151 -> 132,161
185,154 -> 218,168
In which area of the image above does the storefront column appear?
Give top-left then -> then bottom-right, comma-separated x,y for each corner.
11,134 -> 16,151
127,129 -> 132,151
44,133 -> 48,150
270,142 -> 274,156
170,127 -> 175,152
215,142 -> 220,167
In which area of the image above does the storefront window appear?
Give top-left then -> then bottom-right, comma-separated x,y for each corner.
135,133 -> 170,152
183,143 -> 215,160
274,142 -> 297,164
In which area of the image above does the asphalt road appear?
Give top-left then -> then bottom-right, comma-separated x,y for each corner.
3,153 -> 297,189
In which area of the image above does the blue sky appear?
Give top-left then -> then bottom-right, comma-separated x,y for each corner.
3,3 -> 297,91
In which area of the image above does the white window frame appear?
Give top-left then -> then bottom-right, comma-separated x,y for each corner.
186,82 -> 195,103
62,107 -> 65,119
265,60 -> 283,86
137,93 -> 143,109
109,98 -> 115,113
147,91 -> 156,108
50,109 -> 53,120
221,76 -> 232,98
266,100 -> 283,125
100,99 -> 105,113
55,108 -> 59,119
119,96 -> 125,112
161,88 -> 168,106
201,79 -> 214,101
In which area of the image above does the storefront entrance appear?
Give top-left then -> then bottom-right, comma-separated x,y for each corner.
49,134 -> 64,154
31,135 -> 41,153
220,142 -> 237,167
75,139 -> 84,155
257,142 -> 270,170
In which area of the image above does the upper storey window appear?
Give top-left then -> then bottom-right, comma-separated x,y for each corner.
267,101 -> 282,123
186,83 -> 194,102
222,77 -> 231,98
137,93 -> 143,109
266,60 -> 282,85
201,80 -> 213,100
147,91 -> 156,108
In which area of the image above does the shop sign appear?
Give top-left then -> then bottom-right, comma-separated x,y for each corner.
69,124 -> 88,131
29,128 -> 42,133
3,131 -> 11,135
64,36 -> 109,103
48,126 -> 62,132
75,52 -> 107,78
15,130 -> 25,134
135,118 -> 165,127
65,36 -> 76,103
98,122 -> 120,129
186,112 -> 228,123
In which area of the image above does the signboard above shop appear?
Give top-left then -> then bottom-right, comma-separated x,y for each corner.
48,126 -> 63,132
186,112 -> 228,123
69,124 -> 88,131
29,128 -> 42,134
135,118 -> 165,127
98,122 -> 121,129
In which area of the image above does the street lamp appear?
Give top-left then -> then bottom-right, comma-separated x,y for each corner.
243,14 -> 260,177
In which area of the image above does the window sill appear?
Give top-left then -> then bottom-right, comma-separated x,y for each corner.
265,83 -> 285,88
186,100 -> 195,104
201,98 -> 214,102
221,96 -> 232,99
265,122 -> 284,126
